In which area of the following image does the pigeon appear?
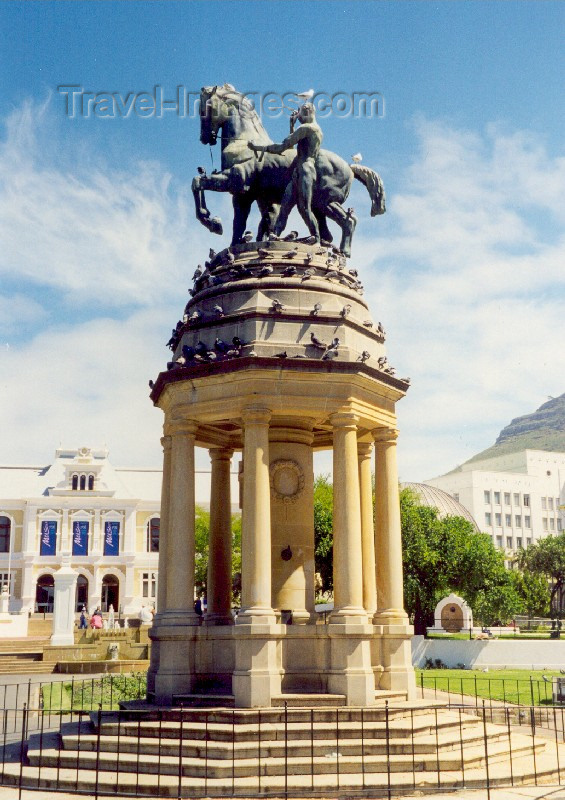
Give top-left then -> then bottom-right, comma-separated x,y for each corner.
377,356 -> 388,369
148,379 -> 155,389
226,348 -> 241,358
224,249 -> 235,265
292,354 -> 307,359
351,153 -> 362,163
348,268 -> 358,278
192,266 -> 203,281
195,341 -> 208,355
543,675 -> 552,683
268,232 -> 280,241
376,322 -> 386,336
301,268 -> 315,281
325,270 -> 340,280
322,348 -> 338,360
284,248 -> 299,258
214,338 -> 228,352
384,366 -> 396,375
182,345 -> 195,360
232,336 -> 244,347
197,166 -> 207,176
296,89 -> 315,102
212,275 -> 224,286
242,230 -> 253,242
213,305 -> 224,317
206,351 -> 217,361
257,247 -> 271,258
363,320 -> 374,328
327,337 -> 340,350
283,230 -> 299,241
274,351 -> 288,358
271,298 -> 285,312
312,302 -> 322,316
340,304 -> 351,318
258,265 -> 274,277
359,351 -> 370,363
305,252 -> 314,264
310,332 -> 327,349
193,354 -> 207,363
283,265 -> 298,276
175,356 -> 186,366
208,248 -> 217,261
189,311 -> 201,322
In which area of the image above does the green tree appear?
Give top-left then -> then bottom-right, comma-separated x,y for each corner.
511,568 -> 551,618
401,488 -> 523,632
313,474 -> 334,594
194,506 -> 242,604
516,534 -> 565,617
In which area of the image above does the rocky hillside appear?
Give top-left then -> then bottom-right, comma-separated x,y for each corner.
465,392 -> 565,464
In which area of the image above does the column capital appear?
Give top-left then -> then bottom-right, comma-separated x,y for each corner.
209,447 -> 234,464
167,419 -> 198,437
372,427 -> 399,446
241,406 -> 271,425
357,441 -> 373,459
330,411 -> 359,431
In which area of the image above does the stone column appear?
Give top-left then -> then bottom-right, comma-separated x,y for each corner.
358,442 -> 377,616
326,414 -> 374,706
50,565 -> 78,646
330,413 -> 366,622
166,422 -> 199,624
237,407 -> 275,624
233,407 -> 281,708
373,428 -> 407,624
372,427 -> 415,698
206,448 -> 234,625
156,435 -> 171,614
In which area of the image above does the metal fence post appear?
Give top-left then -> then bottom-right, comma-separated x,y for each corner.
385,700 -> 391,800
94,703 -> 102,800
481,700 -> 491,800
17,703 -> 27,800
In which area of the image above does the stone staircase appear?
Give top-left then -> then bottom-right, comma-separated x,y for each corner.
0,701 -> 562,796
0,638 -> 54,675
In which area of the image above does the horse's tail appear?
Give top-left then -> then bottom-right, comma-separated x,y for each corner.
351,164 -> 386,216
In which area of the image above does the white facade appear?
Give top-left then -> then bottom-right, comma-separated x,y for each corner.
425,449 -> 565,555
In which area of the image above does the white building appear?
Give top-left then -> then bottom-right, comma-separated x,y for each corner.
425,450 -> 565,555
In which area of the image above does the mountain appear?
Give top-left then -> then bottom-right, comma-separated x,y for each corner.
465,392 -> 565,464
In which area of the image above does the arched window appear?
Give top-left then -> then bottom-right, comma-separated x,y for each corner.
88,474 -> 94,490
101,574 -> 119,612
75,575 -> 88,612
0,517 -> 10,553
71,474 -> 78,491
79,474 -> 86,491
36,574 -> 55,613
146,517 -> 160,552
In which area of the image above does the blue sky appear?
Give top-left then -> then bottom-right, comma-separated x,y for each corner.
1,1 -> 564,482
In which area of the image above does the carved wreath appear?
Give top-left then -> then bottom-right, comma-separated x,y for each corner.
269,459 -> 305,504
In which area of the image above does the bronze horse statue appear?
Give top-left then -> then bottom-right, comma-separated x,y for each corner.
192,84 -> 385,257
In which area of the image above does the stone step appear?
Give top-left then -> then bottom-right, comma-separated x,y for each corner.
3,744 -> 564,796
94,712 -> 479,743
60,725 -> 513,759
0,660 -> 55,675
25,734 -> 548,777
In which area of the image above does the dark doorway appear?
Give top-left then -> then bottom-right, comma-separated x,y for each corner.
36,574 -> 54,613
101,574 -> 119,612
75,575 -> 88,611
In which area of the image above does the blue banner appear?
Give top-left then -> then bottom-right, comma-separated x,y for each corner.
103,521 -> 120,556
72,521 -> 89,556
40,520 -> 57,556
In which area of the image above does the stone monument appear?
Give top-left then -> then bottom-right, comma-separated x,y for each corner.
147,85 -> 415,708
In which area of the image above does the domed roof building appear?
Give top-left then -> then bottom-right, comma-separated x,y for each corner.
401,483 -> 480,531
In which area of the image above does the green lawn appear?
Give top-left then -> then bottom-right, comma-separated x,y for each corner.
41,673 -> 147,712
417,668 -> 562,706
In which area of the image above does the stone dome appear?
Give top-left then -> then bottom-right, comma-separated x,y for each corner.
402,482 -> 480,531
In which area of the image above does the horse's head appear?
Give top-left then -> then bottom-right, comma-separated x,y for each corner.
200,84 -> 265,146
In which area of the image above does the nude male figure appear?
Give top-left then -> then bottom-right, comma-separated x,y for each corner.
248,102 -> 323,244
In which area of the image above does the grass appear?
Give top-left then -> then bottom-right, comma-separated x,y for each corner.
417,668 -> 563,706
41,673 -> 147,712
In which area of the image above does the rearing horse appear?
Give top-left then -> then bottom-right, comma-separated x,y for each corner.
192,84 -> 385,257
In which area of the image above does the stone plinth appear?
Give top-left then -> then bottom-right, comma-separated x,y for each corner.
51,566 -> 78,647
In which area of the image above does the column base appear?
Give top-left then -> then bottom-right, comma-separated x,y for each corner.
232,623 -> 283,708
373,620 -> 416,700
204,613 -> 234,626
372,607 -> 409,626
329,605 -> 369,625
327,622 -> 375,706
147,612 -> 200,705
236,606 -> 277,626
